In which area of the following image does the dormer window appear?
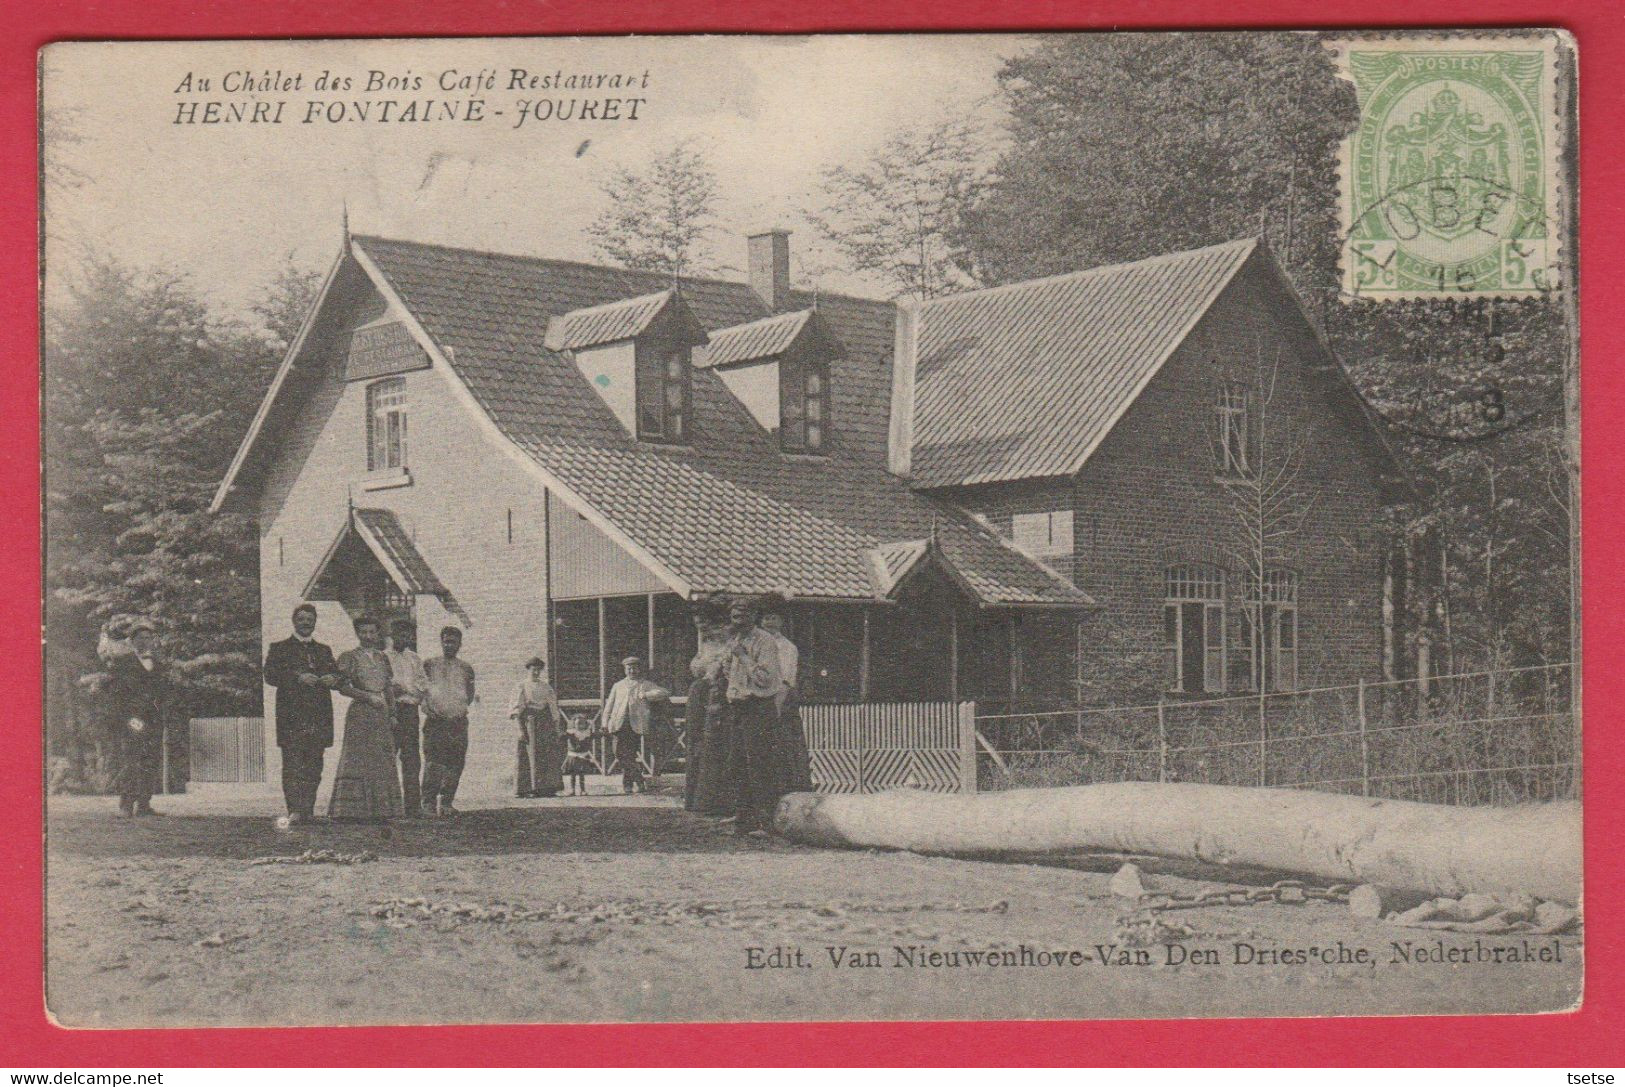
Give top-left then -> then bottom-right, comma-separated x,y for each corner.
781,356 -> 827,453
701,308 -> 844,456
544,290 -> 709,443
638,344 -> 691,442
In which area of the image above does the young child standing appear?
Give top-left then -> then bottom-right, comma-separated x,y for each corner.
421,626 -> 476,816
562,717 -> 596,797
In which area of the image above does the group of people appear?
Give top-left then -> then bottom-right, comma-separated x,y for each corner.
506,591 -> 814,835
683,594 -> 813,837
123,591 -> 812,836
265,605 -> 476,827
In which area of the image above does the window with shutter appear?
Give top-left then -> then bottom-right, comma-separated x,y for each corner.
1012,511 -> 1074,559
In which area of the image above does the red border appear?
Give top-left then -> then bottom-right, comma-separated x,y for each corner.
5,0 -> 1621,1067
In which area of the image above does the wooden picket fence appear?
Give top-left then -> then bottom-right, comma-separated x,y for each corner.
802,701 -> 978,794
189,716 -> 266,784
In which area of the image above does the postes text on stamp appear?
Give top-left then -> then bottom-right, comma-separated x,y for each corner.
1335,34 -> 1567,300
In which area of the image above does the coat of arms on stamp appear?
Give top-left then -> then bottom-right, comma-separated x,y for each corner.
1335,35 -> 1568,299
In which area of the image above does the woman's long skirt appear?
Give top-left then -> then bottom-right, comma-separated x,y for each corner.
519,709 -> 564,796
776,692 -> 814,793
683,679 -> 708,811
687,684 -> 737,815
328,699 -> 404,821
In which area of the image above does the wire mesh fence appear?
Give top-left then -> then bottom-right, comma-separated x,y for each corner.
974,662 -> 1575,806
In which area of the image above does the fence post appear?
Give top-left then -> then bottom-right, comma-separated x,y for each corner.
958,702 -> 978,795
1357,677 -> 1370,797
1157,701 -> 1168,785
1258,694 -> 1268,788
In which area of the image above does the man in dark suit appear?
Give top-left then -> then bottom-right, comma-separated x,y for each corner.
107,620 -> 167,817
264,603 -> 340,827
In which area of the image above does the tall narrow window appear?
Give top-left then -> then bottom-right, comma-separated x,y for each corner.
781,357 -> 828,453
1164,564 -> 1224,694
366,377 -> 407,471
1239,570 -> 1299,692
1216,382 -> 1253,476
637,345 -> 690,442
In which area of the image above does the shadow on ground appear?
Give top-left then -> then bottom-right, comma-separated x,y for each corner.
46,804 -> 813,860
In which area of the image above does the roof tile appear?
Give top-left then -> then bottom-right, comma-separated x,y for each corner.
353,235 -> 1090,608
910,239 -> 1258,488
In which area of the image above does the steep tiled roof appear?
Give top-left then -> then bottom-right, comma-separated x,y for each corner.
542,290 -> 679,351
351,235 -> 1090,608
698,308 -> 841,370
353,507 -> 447,596
910,239 -> 1259,489
867,539 -> 928,596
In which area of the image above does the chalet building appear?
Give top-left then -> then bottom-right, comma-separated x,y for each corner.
213,227 -> 1404,794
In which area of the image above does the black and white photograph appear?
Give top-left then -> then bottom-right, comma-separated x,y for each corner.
40,30 -> 1581,1027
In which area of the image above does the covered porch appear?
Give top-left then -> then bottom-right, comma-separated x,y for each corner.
547,565 -> 1087,778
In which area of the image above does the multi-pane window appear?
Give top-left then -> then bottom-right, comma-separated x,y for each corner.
1012,511 -> 1074,559
346,566 -> 413,625
1216,382 -> 1253,476
1236,570 -> 1299,692
1164,564 -> 1224,694
366,377 -> 407,471
781,358 -> 828,453
637,346 -> 690,442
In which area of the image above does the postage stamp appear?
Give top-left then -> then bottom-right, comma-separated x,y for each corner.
1334,33 -> 1569,300
40,32 -> 1581,1031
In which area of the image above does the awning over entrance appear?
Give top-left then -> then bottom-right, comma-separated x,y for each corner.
304,507 -> 464,622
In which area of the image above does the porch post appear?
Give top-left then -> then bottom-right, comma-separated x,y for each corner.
543,489 -> 555,678
859,608 -> 871,701
948,607 -> 960,703
1007,614 -> 1022,705
597,597 -> 608,702
646,593 -> 656,674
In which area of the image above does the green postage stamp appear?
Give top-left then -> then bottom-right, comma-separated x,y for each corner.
1335,33 -> 1570,300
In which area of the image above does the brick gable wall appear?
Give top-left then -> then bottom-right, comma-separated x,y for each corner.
938,259 -> 1389,706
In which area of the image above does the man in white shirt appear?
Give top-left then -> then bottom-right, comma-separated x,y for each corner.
760,600 -> 813,793
602,655 -> 669,794
724,596 -> 785,836
385,619 -> 429,815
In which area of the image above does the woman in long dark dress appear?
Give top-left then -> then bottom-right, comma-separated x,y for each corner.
684,601 -> 736,814
328,616 -> 404,822
510,657 -> 564,797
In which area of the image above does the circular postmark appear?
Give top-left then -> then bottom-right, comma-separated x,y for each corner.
1339,43 -> 1561,298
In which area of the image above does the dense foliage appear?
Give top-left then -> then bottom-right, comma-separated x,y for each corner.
45,258 -> 320,733
958,33 -> 1574,672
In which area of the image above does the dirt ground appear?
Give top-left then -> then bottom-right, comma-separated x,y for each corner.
45,782 -> 1583,1028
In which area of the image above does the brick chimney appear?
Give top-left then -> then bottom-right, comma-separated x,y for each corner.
748,229 -> 792,312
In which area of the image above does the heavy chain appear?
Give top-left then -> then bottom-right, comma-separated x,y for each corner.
1134,879 -> 1354,914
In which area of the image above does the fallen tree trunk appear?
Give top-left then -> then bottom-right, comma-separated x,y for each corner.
775,784 -> 1581,905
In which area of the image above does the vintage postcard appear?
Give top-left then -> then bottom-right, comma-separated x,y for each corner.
40,30 -> 1580,1028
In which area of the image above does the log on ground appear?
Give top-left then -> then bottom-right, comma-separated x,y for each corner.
774,783 -> 1580,905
